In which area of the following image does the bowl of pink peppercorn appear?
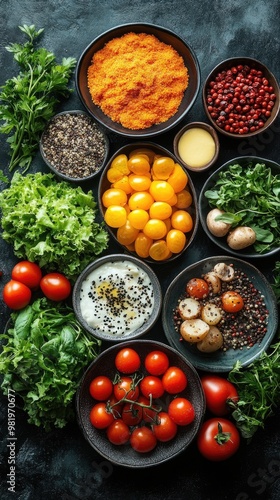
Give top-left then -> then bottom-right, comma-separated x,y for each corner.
202,57 -> 280,138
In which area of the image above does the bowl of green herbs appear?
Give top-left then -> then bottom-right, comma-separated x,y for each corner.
199,156 -> 280,258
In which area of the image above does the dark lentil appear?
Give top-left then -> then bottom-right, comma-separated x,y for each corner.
173,265 -> 269,351
41,113 -> 107,178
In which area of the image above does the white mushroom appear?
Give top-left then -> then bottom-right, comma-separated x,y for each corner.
203,272 -> 221,294
178,297 -> 201,320
206,208 -> 231,237
227,226 -> 256,250
196,326 -> 224,353
213,263 -> 235,282
180,319 -> 210,343
201,302 -> 223,325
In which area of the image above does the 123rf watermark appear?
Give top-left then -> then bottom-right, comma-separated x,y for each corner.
6,388 -> 17,493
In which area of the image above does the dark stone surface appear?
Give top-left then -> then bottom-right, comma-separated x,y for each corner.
0,1 -> 279,499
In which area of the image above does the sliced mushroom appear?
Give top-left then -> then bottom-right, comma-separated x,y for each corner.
178,297 -> 201,320
201,302 -> 223,325
213,263 -> 235,282
180,318 -> 210,343
203,272 -> 221,294
196,326 -> 224,352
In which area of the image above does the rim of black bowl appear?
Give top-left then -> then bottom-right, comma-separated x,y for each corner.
202,56 -> 280,139
75,339 -> 206,468
98,141 -> 199,265
40,110 -> 110,183
72,253 -> 163,342
198,156 -> 280,258
75,23 -> 201,138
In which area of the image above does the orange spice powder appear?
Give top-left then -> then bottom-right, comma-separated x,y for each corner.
87,32 -> 189,130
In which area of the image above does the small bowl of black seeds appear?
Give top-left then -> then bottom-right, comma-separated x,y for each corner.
40,110 -> 110,182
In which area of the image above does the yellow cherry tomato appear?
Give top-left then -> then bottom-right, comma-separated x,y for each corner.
117,220 -> 139,246
149,240 -> 172,261
128,191 -> 154,211
102,188 -> 127,208
152,157 -> 175,180
171,210 -> 193,232
149,180 -> 175,202
128,155 -> 151,175
167,164 -> 188,192
104,206 -> 127,228
134,232 -> 153,258
128,174 -> 151,191
175,189 -> 193,209
143,219 -> 167,240
149,201 -> 172,220
128,209 -> 150,230
166,229 -> 187,253
113,175 -> 133,194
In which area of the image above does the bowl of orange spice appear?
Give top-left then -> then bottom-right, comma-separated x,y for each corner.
76,23 -> 200,138
98,143 -> 198,264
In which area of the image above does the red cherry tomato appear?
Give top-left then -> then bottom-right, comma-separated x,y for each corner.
122,402 -> 143,426
153,411 -> 177,442
186,278 -> 209,299
201,375 -> 239,416
89,402 -> 115,429
137,395 -> 159,423
168,397 -> 195,426
221,291 -> 244,312
140,375 -> 165,399
144,350 -> 170,376
130,426 -> 157,453
197,418 -> 240,461
11,261 -> 42,289
106,419 -> 131,445
162,366 -> 188,394
89,376 -> 113,401
113,376 -> 140,402
3,280 -> 32,310
115,348 -> 141,374
40,273 -> 71,301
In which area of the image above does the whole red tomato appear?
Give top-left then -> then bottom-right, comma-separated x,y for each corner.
221,291 -> 244,312
162,366 -> 188,394
89,402 -> 115,429
168,397 -> 195,426
40,273 -> 71,301
115,348 -> 141,374
11,261 -> 42,289
201,375 -> 239,416
144,350 -> 170,376
113,376 -> 139,402
186,278 -> 209,299
89,376 -> 113,401
153,412 -> 177,442
106,419 -> 130,445
140,375 -> 164,399
3,279 -> 32,310
130,426 -> 157,453
197,418 -> 240,461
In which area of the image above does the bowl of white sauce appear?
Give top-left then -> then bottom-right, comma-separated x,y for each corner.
72,254 -> 162,342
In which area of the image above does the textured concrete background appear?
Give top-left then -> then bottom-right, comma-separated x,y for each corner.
0,1 -> 279,499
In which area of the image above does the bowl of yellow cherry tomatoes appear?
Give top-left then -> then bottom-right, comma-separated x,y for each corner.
98,143 -> 198,263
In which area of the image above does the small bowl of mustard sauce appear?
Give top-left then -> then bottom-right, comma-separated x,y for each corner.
173,122 -> 219,173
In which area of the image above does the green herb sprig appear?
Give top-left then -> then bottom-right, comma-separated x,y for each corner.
204,162 -> 280,254
228,340 -> 280,439
0,24 -> 76,172
0,298 -> 101,431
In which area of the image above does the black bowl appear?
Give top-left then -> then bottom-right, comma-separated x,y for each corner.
40,110 -> 110,183
202,57 -> 280,139
162,256 -> 279,372
76,23 -> 200,138
72,254 -> 162,342
199,156 -> 280,259
98,142 -> 199,265
76,339 -> 206,468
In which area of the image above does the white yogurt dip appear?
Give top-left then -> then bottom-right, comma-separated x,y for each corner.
79,260 -> 155,335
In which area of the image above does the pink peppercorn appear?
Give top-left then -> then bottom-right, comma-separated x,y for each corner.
205,64 -> 277,134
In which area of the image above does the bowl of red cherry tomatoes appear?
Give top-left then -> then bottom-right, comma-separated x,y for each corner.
76,339 -> 205,468
97,142 -> 198,264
